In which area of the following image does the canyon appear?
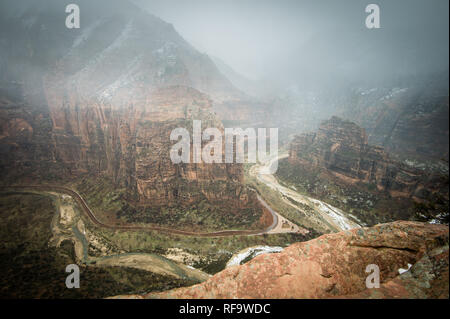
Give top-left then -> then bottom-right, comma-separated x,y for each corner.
288,116 -> 440,199
277,116 -> 449,225
0,0 -> 448,300
0,0 -> 269,231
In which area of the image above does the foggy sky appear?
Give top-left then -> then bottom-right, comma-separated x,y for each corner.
133,0 -> 449,88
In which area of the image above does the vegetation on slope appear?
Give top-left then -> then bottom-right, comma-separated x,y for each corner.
74,176 -> 263,232
275,158 -> 449,226
0,193 -> 195,298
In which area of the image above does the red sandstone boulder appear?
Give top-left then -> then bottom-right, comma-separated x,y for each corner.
141,221 -> 448,299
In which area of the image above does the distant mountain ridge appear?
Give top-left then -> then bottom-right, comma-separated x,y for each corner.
0,0 -> 243,102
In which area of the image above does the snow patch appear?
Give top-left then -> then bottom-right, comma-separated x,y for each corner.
98,54 -> 143,101
360,88 -> 378,96
398,263 -> 412,274
429,212 -> 448,225
69,20 -> 135,83
226,246 -> 283,268
381,88 -> 408,100
309,198 -> 358,230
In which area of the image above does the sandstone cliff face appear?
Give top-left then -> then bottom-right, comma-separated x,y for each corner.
127,86 -> 246,207
0,83 -> 255,211
0,0 -> 261,217
289,116 -> 447,201
139,221 -> 448,299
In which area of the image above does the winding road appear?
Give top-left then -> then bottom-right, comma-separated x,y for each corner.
0,185 -> 281,237
1,153 -> 355,237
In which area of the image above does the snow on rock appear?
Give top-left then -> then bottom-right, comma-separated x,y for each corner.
360,88 -> 378,96
69,19 -> 135,84
381,88 -> 409,100
226,246 -> 283,268
398,263 -> 412,274
98,54 -> 143,101
429,213 -> 448,225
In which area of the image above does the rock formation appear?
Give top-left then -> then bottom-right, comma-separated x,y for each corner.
130,221 -> 448,299
288,116 -> 448,202
0,0 -> 264,222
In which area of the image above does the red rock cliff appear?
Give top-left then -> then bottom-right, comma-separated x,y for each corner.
137,221 -> 448,299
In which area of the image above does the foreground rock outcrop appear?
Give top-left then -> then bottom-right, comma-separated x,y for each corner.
124,221 -> 448,299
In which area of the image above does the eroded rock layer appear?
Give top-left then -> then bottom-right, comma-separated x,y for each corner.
289,116 -> 448,202
138,221 -> 448,299
0,0 -> 263,219
1,84 -> 257,213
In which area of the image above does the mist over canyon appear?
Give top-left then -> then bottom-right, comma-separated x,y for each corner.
0,0 -> 448,301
